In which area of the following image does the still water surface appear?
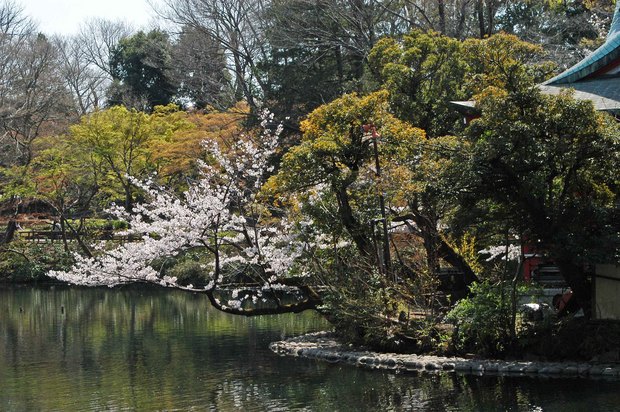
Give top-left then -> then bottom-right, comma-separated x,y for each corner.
1,285 -> 619,411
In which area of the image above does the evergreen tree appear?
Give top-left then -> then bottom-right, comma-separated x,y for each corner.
108,30 -> 177,111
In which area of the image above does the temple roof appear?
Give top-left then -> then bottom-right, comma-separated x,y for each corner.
543,1 -> 620,85
540,1 -> 620,112
610,0 -> 620,39
452,2 -> 620,115
539,79 -> 620,112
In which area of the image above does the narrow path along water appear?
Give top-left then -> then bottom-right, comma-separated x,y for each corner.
271,331 -> 620,379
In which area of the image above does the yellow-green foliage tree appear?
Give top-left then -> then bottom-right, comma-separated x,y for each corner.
11,102 -> 265,278
67,104 -> 192,211
270,90 -> 425,259
362,31 -> 560,284
260,32 -> 566,349
27,133 -> 104,255
23,103 -> 253,232
367,31 -> 555,137
368,30 -> 467,138
462,33 -> 555,96
268,91 -> 435,349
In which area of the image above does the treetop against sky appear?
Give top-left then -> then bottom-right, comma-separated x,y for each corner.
22,0 -> 162,35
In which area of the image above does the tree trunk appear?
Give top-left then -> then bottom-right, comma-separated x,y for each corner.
335,185 -> 373,258
555,258 -> 592,318
476,0 -> 486,37
1,219 -> 18,245
438,239 -> 479,286
124,183 -> 133,212
424,232 -> 438,276
205,285 -> 322,316
486,0 -> 495,36
59,215 -> 70,254
437,0 -> 446,35
334,45 -> 344,92
65,219 -> 93,258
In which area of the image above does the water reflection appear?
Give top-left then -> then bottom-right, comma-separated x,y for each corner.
1,285 -> 619,411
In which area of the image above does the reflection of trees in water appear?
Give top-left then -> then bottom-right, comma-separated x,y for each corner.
1,286 -> 616,410
0,286 -> 331,409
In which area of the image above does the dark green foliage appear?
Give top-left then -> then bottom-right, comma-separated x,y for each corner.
446,281 -> 514,356
519,317 -> 620,361
461,87 -> 619,260
108,30 -> 177,111
0,244 -> 73,283
166,259 -> 209,288
0,256 -> 47,282
368,30 -> 469,138
453,85 -> 620,315
258,46 -> 355,122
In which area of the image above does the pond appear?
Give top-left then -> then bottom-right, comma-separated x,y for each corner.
1,285 -> 619,411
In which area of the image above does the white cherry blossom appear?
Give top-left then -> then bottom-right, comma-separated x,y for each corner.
48,111 -> 317,315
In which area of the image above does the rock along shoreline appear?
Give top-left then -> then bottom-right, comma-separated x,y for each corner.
269,331 -> 620,379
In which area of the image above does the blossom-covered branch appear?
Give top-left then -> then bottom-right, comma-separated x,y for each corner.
48,110 -> 321,315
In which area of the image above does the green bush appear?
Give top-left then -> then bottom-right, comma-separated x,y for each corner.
445,281 -> 514,356
166,259 -> 209,287
0,243 -> 75,283
78,219 -> 128,231
0,257 -> 46,281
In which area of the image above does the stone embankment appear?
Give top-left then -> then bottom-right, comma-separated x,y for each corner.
269,331 -> 620,379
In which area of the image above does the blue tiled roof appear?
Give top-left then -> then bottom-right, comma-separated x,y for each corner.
539,81 -> 620,113
543,2 -> 620,85
452,4 -> 620,115
609,1 -> 620,39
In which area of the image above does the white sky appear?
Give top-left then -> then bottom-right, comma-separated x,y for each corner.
21,0 -> 163,36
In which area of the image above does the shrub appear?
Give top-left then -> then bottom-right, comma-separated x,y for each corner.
0,243 -> 73,282
166,259 -> 209,287
445,281 -> 514,356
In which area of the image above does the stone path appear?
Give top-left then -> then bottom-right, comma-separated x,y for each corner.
269,331 -> 620,379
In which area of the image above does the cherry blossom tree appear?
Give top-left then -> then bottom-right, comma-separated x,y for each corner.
48,111 -> 321,315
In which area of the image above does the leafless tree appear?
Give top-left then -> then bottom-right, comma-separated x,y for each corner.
268,0 -> 395,54
156,0 -> 271,111
76,18 -> 134,77
265,0 -> 398,88
0,0 -> 33,36
55,36 -> 107,116
0,1 -> 72,167
48,19 -> 134,117
0,1 -> 35,157
0,1 -> 73,243
381,0 -> 480,39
